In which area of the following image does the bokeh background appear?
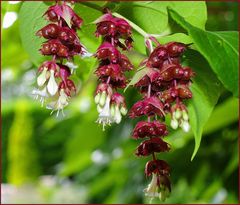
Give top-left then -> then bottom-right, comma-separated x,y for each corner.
1,1 -> 239,204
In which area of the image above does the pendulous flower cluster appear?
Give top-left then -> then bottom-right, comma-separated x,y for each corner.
129,40 -> 195,201
33,1 -> 87,116
93,11 -> 134,130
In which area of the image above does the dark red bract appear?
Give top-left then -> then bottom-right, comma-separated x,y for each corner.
145,160 -> 170,176
132,121 -> 167,139
129,96 -> 165,118
135,137 -> 170,156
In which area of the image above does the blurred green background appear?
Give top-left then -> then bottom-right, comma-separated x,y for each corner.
1,1 -> 239,204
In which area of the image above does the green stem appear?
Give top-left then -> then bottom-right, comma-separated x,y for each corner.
112,12 -> 149,38
79,2 -> 103,12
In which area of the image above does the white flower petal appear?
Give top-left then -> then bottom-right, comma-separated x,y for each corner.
110,105 -> 115,117
99,91 -> 107,107
37,68 -> 47,86
32,87 -> 49,106
96,96 -> 114,130
47,70 -> 58,96
97,104 -> 103,113
114,106 -> 122,124
46,90 -> 69,117
174,109 -> 182,119
170,119 -> 178,130
99,96 -> 111,118
94,93 -> 100,104
144,174 -> 158,197
182,110 -> 189,121
181,121 -> 190,132
58,90 -> 69,105
120,106 -> 127,116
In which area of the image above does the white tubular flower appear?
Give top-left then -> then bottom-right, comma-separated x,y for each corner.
180,120 -> 190,133
47,89 -> 69,117
47,69 -> 58,96
170,118 -> 178,130
144,174 -> 159,198
99,91 -> 107,107
144,174 -> 171,202
96,95 -> 114,131
97,104 -> 103,113
37,67 -> 48,87
32,87 -> 49,107
95,93 -> 101,104
120,106 -> 128,116
114,105 -> 122,124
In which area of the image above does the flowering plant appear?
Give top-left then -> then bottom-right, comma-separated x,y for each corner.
18,1 -> 238,203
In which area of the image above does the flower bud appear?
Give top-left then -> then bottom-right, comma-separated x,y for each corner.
110,104 -> 115,117
120,106 -> 127,116
99,91 -> 107,107
181,121 -> 190,132
182,110 -> 189,121
97,104 -> 103,113
94,93 -> 101,104
114,105 -> 122,124
170,119 -> 178,130
174,109 -> 182,119
37,67 -> 48,87
36,23 -> 59,39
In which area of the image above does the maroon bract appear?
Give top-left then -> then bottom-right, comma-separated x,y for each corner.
129,96 -> 165,118
94,10 -> 133,130
132,121 -> 167,139
44,4 -> 83,29
95,12 -> 133,49
135,137 -> 170,156
145,160 -> 170,176
33,1 -> 86,116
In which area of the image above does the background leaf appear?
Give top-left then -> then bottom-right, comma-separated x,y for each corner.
117,1 -> 207,33
114,2 -> 206,54
19,2 -> 49,66
183,50 -> 223,160
169,9 -> 239,97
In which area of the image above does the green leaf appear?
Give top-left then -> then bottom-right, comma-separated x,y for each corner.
19,2 -> 49,66
115,2 -> 206,54
117,1 -> 207,34
183,50 -> 223,160
157,33 -> 193,45
169,9 -> 239,97
203,97 -> 239,134
124,67 -> 148,91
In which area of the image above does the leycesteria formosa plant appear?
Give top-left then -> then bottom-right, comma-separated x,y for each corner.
33,2 -> 195,202
33,1 -> 89,116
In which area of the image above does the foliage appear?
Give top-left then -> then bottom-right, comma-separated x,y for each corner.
7,100 -> 41,185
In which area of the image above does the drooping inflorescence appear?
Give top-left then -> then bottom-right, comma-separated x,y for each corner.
93,10 -> 134,130
33,1 -> 88,116
129,39 -> 195,201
